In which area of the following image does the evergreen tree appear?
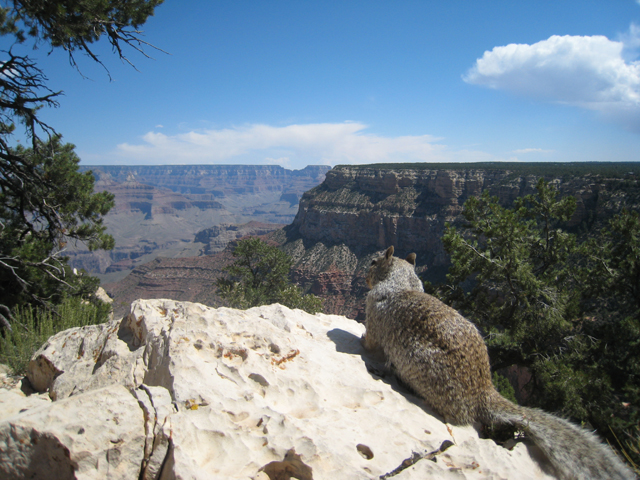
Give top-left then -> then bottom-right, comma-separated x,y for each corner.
438,180 -> 640,466
0,136 -> 114,318
0,0 -> 163,330
578,210 -> 640,460
440,179 -> 579,371
216,238 -> 323,314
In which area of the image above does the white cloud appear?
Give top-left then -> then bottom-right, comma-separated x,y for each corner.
114,122 -> 501,168
464,29 -> 640,132
620,23 -> 640,60
510,148 -> 554,154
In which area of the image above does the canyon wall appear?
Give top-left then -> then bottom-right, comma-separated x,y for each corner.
103,163 -> 639,320
194,221 -> 286,255
83,164 -> 330,199
276,164 -> 639,319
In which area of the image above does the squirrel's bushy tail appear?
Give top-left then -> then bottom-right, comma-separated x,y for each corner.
482,391 -> 635,480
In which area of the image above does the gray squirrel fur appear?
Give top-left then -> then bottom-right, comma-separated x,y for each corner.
363,246 -> 635,480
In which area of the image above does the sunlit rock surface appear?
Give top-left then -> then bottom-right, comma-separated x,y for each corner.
0,300 -> 554,479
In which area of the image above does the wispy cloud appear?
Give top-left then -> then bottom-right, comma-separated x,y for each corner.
510,148 -> 554,154
464,27 -> 640,132
113,122 -> 504,167
620,23 -> 640,60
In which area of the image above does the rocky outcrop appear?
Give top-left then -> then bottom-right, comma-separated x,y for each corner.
194,221 -> 286,254
104,254 -> 233,318
291,166 -> 601,261
0,300 -> 555,479
278,164 -> 640,319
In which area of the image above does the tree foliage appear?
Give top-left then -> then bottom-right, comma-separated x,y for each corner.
0,0 -> 162,331
440,179 -> 579,371
0,136 -> 114,315
582,209 -> 640,321
577,209 -> 640,459
437,179 -> 640,466
216,238 -> 323,314
2,0 -> 164,72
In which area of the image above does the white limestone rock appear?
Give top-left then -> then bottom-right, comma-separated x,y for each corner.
95,286 -> 113,304
0,299 -> 555,479
0,384 -> 145,480
26,318 -> 144,400
0,365 -> 50,423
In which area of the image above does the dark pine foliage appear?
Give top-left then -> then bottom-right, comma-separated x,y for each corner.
0,1 -> 163,330
215,237 -> 323,314
435,179 -> 640,467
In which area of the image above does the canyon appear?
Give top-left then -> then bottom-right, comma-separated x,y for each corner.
69,165 -> 329,283
277,163 -> 640,319
100,162 -> 640,320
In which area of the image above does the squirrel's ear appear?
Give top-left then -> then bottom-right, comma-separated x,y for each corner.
405,253 -> 416,265
385,246 -> 394,259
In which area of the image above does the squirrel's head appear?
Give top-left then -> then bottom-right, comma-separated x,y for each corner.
365,246 -> 417,289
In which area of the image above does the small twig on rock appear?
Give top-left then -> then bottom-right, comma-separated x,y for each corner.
379,440 -> 454,479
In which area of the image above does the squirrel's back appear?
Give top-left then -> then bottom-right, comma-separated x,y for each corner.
366,288 -> 493,424
364,246 -> 636,480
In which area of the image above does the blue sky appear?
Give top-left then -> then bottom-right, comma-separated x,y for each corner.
4,1 -> 640,169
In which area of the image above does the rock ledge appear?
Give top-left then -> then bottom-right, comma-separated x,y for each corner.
0,300 -> 554,479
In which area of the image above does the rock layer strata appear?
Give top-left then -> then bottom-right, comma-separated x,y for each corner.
277,164 -> 640,319
194,221 -> 286,254
69,165 -> 330,280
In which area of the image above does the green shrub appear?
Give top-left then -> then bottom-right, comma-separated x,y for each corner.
492,372 -> 517,404
437,180 -> 640,468
216,237 -> 323,314
0,297 -> 110,375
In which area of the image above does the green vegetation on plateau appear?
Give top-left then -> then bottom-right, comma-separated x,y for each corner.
431,179 -> 640,469
339,161 -> 640,178
216,237 -> 323,314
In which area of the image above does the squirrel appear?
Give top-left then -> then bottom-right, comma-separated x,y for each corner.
363,246 -> 635,480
